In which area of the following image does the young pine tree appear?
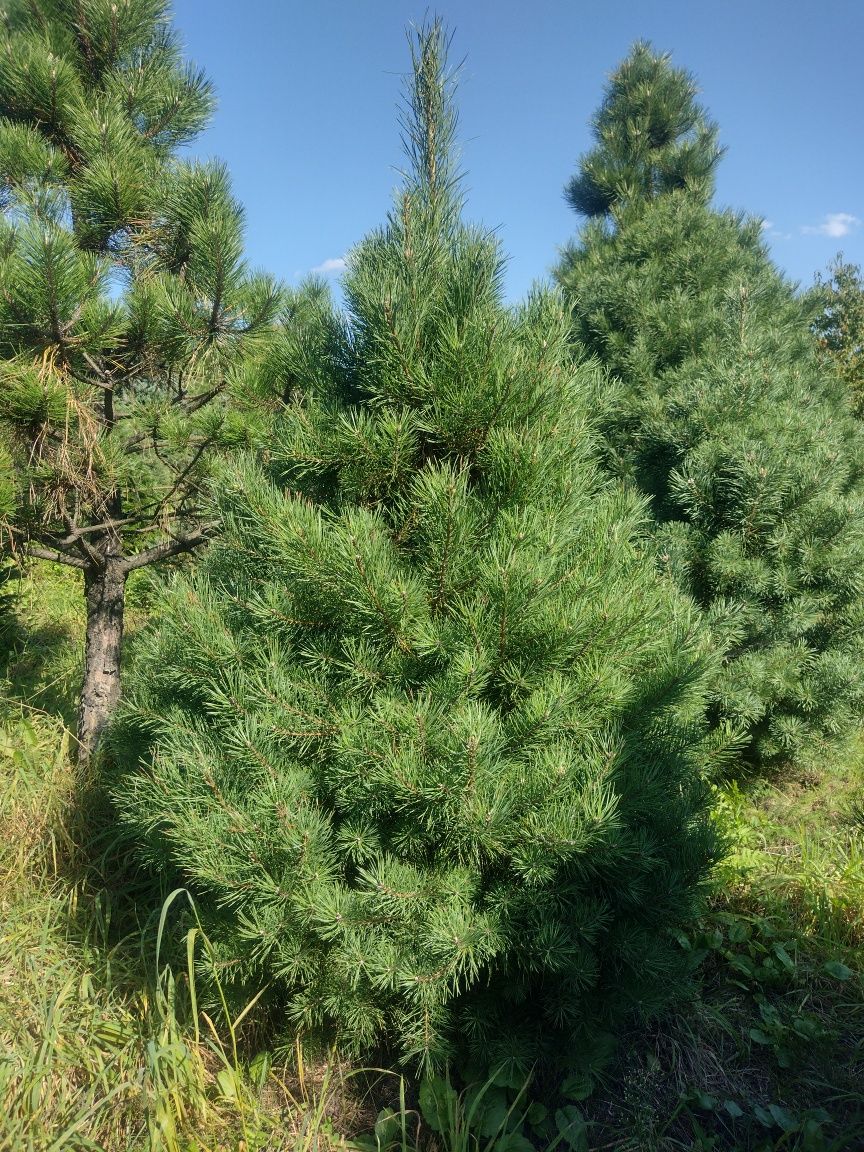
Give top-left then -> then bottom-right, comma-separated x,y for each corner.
564,40 -> 723,223
111,23 -> 718,1076
0,0 -> 280,760
558,45 -> 864,767
811,256 -> 864,415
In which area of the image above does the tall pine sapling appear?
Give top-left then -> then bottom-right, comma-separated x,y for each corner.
111,22 -> 719,1077
565,40 -> 723,223
0,0 -> 280,760
811,256 -> 864,415
557,45 -> 864,766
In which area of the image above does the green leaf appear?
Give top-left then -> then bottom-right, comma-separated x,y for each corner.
215,1067 -> 239,1101
768,1103 -> 797,1132
723,1099 -> 744,1119
823,960 -> 854,981
727,919 -> 749,944
374,1108 -> 402,1147
729,954 -> 756,978
560,1073 -> 594,1101
491,1063 -> 528,1091
748,1027 -> 770,1045
771,942 -> 795,973
474,1090 -> 509,1139
705,928 -> 723,950
753,1105 -> 773,1128
791,1015 -> 818,1039
526,1103 -> 548,1128
496,1134 -> 535,1152
692,1091 -> 716,1111
554,1106 -> 587,1151
418,1075 -> 457,1134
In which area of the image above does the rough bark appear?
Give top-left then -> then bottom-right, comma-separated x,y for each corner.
77,538 -> 126,766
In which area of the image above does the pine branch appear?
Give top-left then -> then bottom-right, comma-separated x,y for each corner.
121,525 -> 213,572
25,544 -> 87,569
61,508 -> 103,567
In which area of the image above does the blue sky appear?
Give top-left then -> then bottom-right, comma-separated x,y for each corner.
171,0 -> 863,302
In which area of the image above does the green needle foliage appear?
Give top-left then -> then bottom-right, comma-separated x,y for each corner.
111,23 -> 719,1076
558,47 -> 864,768
565,41 -> 723,222
0,0 -> 281,757
811,256 -> 864,415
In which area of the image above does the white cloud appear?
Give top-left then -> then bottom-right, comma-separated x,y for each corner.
311,256 -> 346,274
760,218 -> 792,241
801,212 -> 861,238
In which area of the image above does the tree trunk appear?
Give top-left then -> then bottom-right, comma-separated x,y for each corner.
77,544 -> 126,766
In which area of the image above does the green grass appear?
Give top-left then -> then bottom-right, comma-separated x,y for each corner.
0,706 -> 383,1150
0,563 -> 369,1151
1,560 -> 863,1150
577,746 -> 864,1151
1,560 -> 85,727
1,711 -> 203,1149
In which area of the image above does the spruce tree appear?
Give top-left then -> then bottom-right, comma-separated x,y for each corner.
0,0 -> 280,760
558,49 -> 864,767
111,23 -> 718,1076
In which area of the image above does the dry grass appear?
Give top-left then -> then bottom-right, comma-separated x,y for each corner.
0,562 -> 382,1150
0,709 -> 367,1150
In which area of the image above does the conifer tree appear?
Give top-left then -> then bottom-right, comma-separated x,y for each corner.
558,49 -> 864,767
811,256 -> 864,414
0,0 -> 280,760
111,23 -> 718,1076
565,41 -> 723,222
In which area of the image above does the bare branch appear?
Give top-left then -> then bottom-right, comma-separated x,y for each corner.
62,507 -> 103,567
78,350 -> 116,391
26,544 -> 88,570
150,434 -> 216,521
121,525 -> 213,572
180,384 -> 225,415
44,512 -> 147,548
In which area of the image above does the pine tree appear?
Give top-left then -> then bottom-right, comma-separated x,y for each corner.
0,0 -> 281,760
558,51 -> 864,767
110,22 -> 719,1077
811,256 -> 864,414
565,41 -> 723,222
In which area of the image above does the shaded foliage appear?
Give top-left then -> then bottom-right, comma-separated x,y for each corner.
811,256 -> 864,415
558,55 -> 864,768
